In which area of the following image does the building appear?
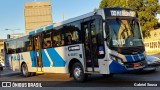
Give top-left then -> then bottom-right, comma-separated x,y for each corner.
24,1 -> 52,33
143,28 -> 160,54
0,39 -> 4,54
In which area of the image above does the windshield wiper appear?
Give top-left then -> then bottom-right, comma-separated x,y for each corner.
129,19 -> 136,37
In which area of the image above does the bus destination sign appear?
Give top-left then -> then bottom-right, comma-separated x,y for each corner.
110,10 -> 136,17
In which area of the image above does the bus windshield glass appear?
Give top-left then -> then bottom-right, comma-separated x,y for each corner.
107,18 -> 143,47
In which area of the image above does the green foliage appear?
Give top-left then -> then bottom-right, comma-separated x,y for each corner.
99,0 -> 160,36
99,0 -> 128,8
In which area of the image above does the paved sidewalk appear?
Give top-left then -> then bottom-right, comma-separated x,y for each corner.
0,68 -> 20,77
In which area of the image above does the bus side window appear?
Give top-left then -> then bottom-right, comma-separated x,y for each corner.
23,36 -> 33,52
8,40 -> 16,54
42,31 -> 52,49
16,38 -> 24,53
44,40 -> 51,49
96,18 -> 105,58
64,25 -> 81,45
52,36 -> 58,47
73,30 -> 80,43
52,27 -> 65,47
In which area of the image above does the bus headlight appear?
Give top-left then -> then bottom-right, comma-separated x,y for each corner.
117,58 -> 123,65
110,54 -> 123,65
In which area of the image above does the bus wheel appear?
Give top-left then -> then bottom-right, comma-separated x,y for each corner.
31,72 -> 36,76
21,64 -> 31,77
72,62 -> 87,82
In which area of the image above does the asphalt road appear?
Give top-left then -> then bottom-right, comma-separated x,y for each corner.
1,69 -> 160,90
0,54 -> 160,90
0,68 -> 160,81
0,65 -> 160,87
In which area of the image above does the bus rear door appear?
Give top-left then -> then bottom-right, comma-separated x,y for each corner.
33,35 -> 43,74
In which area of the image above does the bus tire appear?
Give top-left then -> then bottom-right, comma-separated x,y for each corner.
21,64 -> 31,77
72,62 -> 87,82
31,72 -> 36,76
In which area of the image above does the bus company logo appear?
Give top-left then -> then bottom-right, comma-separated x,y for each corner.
68,45 -> 80,51
11,54 -> 24,61
2,82 -> 11,87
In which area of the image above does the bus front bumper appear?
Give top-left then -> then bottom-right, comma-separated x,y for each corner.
109,60 -> 145,73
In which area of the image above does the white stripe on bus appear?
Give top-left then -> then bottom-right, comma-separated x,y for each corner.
44,49 -> 53,67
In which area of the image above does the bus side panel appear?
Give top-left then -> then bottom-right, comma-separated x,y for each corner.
4,54 -> 11,69
64,44 -> 84,73
41,47 -> 67,73
8,54 -> 20,72
41,44 -> 84,74
19,51 -> 37,72
6,54 -> 12,70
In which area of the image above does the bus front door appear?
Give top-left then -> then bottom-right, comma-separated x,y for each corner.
33,35 -> 43,73
82,20 -> 99,72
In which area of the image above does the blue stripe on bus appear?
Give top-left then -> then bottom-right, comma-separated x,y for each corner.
139,54 -> 145,60
109,60 -> 127,73
29,31 -> 35,35
41,50 -> 50,67
30,51 -> 36,67
47,48 -> 66,67
36,28 -> 43,33
133,55 -> 139,61
5,55 -> 10,68
125,55 -> 133,62
45,25 -> 53,30
125,54 -> 144,62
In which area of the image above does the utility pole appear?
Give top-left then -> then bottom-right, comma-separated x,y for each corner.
62,11 -> 64,21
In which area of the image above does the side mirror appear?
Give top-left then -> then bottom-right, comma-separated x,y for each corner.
105,35 -> 109,41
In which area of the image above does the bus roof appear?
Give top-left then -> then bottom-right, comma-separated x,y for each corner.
5,7 -> 135,41
28,9 -> 99,35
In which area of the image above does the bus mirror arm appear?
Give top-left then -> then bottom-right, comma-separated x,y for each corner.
104,38 -> 107,41
105,35 -> 109,41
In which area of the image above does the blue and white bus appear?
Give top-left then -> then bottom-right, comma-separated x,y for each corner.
4,7 -> 146,81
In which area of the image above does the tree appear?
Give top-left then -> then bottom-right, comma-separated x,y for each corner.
99,0 -> 160,38
99,0 -> 128,8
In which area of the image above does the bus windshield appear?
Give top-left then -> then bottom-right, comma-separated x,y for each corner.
107,18 -> 143,47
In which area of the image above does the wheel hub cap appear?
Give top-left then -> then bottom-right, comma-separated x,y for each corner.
74,67 -> 81,78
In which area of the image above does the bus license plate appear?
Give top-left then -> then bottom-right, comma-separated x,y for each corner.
134,63 -> 140,68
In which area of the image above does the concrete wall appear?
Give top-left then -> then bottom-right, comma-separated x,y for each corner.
143,28 -> 160,54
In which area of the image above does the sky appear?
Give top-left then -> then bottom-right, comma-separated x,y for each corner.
0,0 -> 159,39
0,0 -> 101,39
